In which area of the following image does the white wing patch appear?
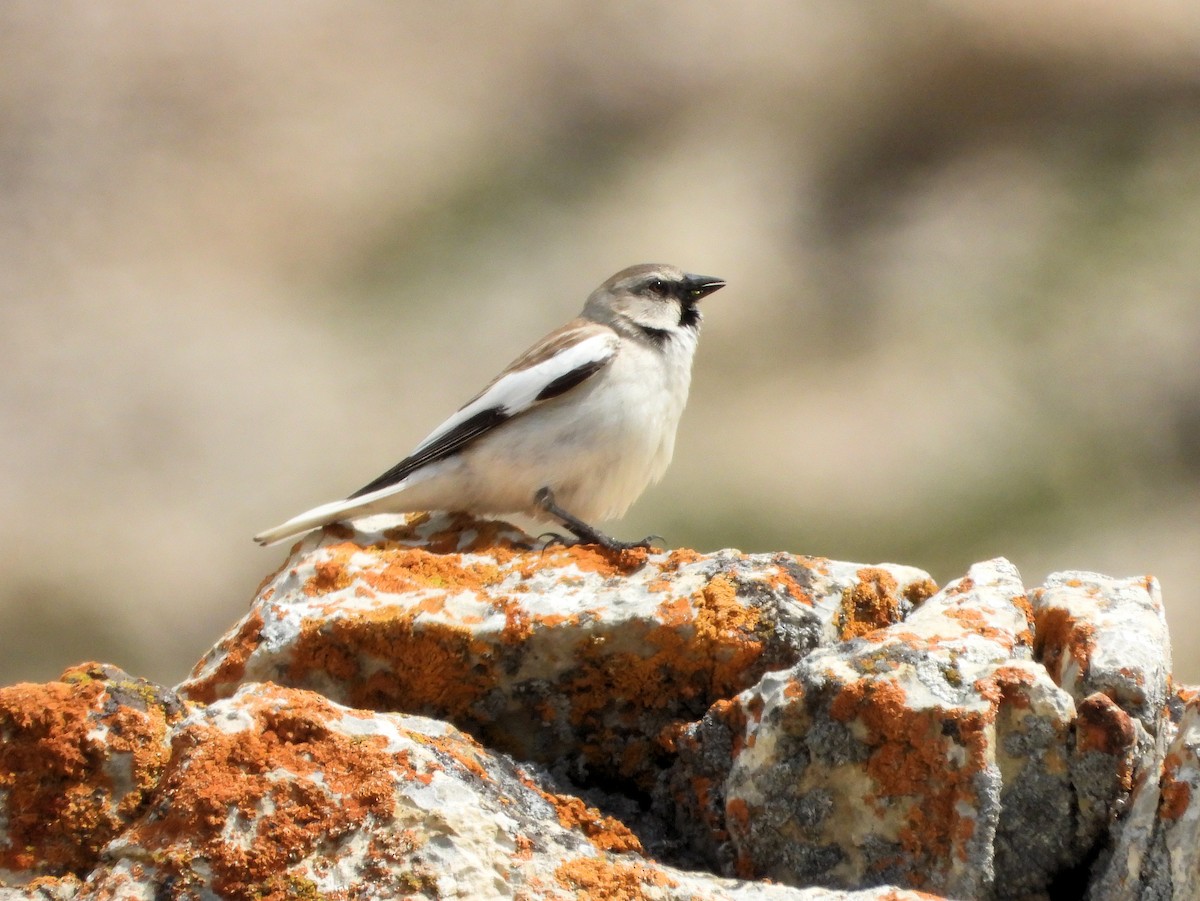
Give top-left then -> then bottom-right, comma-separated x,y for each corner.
410,330 -> 618,457
341,324 -> 619,501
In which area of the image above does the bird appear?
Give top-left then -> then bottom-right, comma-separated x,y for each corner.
253,263 -> 725,550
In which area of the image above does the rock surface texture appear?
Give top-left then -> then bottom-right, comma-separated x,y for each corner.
0,512 -> 1192,899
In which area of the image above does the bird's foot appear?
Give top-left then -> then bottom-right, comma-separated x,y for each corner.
536,529 -> 661,552
533,487 -> 664,552
570,524 -> 662,551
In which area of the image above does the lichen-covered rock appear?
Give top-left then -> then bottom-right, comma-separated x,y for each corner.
670,559 -> 1140,898
1090,687 -> 1200,901
1,680 -> 939,901
91,682 -> 638,899
0,664 -> 184,885
1033,571 -> 1170,737
1,519 -> 1188,900
179,513 -> 935,790
1030,570 -> 1173,878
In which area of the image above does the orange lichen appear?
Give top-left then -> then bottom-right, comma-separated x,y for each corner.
1074,694 -> 1134,754
880,631 -> 929,651
553,795 -> 643,854
182,610 -> 266,703
309,542 -> 507,598
492,598 -> 581,645
1034,606 -> 1095,685
655,595 -> 692,627
1117,665 -> 1146,687
304,557 -> 355,596
692,574 -> 761,650
420,731 -> 491,782
560,574 -> 767,784
232,538 -> 789,798
1009,593 -> 1036,646
761,562 -> 815,608
529,543 -> 651,577
828,679 -> 865,724
0,669 -> 177,877
514,834 -> 535,860
829,677 -> 992,880
1158,751 -> 1192,821
836,568 -> 904,640
516,772 -> 643,855
1176,686 -> 1200,707
903,578 -> 939,608
659,548 -> 706,572
289,607 -> 496,718
25,876 -> 83,896
1075,694 -> 1137,793
280,543 -> 526,718
498,597 -> 535,643
943,607 -> 1017,650
121,688 -> 413,901
554,856 -> 675,900
644,549 -> 707,592
726,797 -> 755,878
973,665 -> 1038,710
946,577 -> 975,596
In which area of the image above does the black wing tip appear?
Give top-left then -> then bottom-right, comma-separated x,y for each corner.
347,406 -> 512,499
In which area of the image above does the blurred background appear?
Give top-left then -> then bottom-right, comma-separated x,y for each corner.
3,2 -> 1199,687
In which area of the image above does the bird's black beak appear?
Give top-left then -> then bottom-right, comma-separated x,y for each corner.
683,274 -> 726,301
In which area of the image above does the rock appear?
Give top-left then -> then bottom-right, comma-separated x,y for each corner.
0,678 -> 935,900
1029,570 -> 1188,898
669,559 -> 1143,898
1090,687 -> 1200,901
1,516 -> 1192,899
0,663 -> 184,884
1033,570 -> 1171,738
179,513 -> 936,792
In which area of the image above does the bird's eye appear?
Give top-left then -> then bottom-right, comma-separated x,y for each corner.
648,279 -> 667,294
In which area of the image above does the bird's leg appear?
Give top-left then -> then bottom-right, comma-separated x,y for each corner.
533,487 -> 661,551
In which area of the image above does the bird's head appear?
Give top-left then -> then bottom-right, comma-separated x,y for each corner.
585,263 -> 725,338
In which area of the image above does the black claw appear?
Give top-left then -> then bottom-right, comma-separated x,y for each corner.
537,531 -> 572,552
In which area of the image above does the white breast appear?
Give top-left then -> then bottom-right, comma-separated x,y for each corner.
547,331 -> 697,521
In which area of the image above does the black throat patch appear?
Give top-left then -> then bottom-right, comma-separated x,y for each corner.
637,324 -> 671,347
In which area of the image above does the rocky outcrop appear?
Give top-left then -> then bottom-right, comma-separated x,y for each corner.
0,513 -> 1193,899
181,513 -> 935,798
666,560 -> 1163,897
11,677 -> 895,900
0,677 -> 931,901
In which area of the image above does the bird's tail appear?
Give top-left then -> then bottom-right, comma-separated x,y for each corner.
253,495 -> 380,547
